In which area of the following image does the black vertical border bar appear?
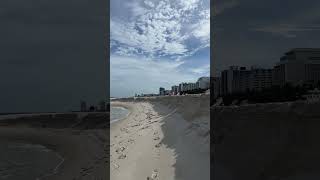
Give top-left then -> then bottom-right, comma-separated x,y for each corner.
210,0 -> 215,179
105,0 -> 110,179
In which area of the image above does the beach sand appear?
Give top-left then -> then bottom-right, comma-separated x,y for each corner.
0,113 -> 108,180
111,95 -> 210,180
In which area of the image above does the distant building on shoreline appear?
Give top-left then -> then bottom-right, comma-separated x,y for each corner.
215,48 -> 320,98
155,76 -> 210,96
136,93 -> 158,97
273,48 -> 320,87
159,87 -> 165,96
197,77 -> 210,90
220,66 -> 272,95
171,85 -> 179,95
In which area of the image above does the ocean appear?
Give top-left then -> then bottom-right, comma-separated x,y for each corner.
0,142 -> 63,180
110,106 -> 129,123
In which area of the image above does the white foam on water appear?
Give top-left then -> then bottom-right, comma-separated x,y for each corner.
110,106 -> 130,123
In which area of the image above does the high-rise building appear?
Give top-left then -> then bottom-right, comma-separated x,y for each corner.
221,66 -> 272,95
159,87 -> 165,96
197,77 -> 210,90
249,68 -> 273,92
171,85 -> 179,95
273,48 -> 320,86
179,83 -> 188,92
185,82 -> 197,91
221,66 -> 242,95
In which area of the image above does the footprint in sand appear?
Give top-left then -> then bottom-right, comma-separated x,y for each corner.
120,128 -> 129,133
148,120 -> 158,125
140,125 -> 150,130
147,169 -> 159,180
113,163 -> 120,169
115,147 -> 126,153
127,138 -> 135,144
130,123 -> 141,127
155,143 -> 162,148
118,154 -> 127,159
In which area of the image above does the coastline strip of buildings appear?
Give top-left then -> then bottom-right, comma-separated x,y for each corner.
213,48 -> 320,98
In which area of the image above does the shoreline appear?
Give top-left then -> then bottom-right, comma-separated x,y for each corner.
110,105 -> 131,124
37,152 -> 65,180
110,101 -> 134,128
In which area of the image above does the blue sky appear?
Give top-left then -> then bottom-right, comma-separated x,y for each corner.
110,0 -> 210,97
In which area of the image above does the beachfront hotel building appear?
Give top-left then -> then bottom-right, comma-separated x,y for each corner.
185,82 -> 197,91
179,82 -> 188,92
218,48 -> 320,97
177,78 -> 210,93
157,76 -> 210,96
171,85 -> 179,95
221,66 -> 273,95
249,68 -> 273,91
159,87 -> 165,96
273,48 -> 320,87
221,66 -> 246,95
197,77 -> 210,90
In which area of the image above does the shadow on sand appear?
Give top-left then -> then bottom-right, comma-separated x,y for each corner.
152,102 -> 210,180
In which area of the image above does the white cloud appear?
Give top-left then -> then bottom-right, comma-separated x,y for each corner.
110,0 -> 209,59
178,0 -> 200,11
110,55 -> 199,97
191,9 -> 210,43
125,1 -> 148,17
110,0 -> 210,97
144,0 -> 155,8
189,64 -> 210,75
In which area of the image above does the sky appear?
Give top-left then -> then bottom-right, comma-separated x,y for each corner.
0,0 -> 108,113
110,0 -> 210,97
213,0 -> 320,76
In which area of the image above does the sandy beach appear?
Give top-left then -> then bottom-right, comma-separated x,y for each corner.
0,113 -> 108,180
110,95 -> 210,180
0,95 -> 210,179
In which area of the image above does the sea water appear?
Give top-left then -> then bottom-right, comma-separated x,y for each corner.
0,142 -> 63,180
110,106 -> 129,123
